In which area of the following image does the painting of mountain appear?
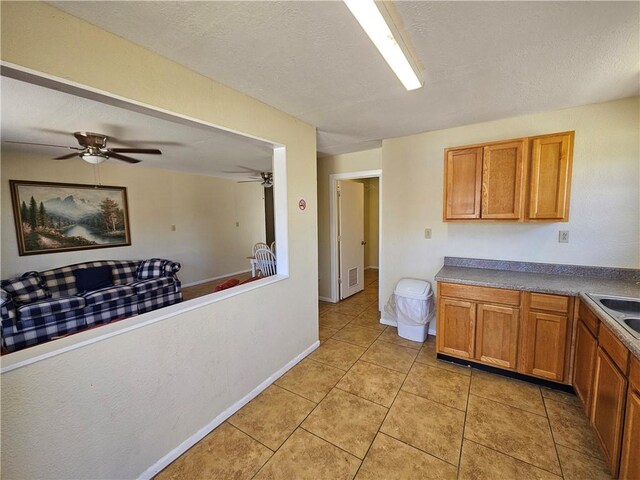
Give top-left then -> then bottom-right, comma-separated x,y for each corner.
10,180 -> 131,256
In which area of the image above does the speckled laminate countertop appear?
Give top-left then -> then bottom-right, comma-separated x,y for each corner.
435,264 -> 640,359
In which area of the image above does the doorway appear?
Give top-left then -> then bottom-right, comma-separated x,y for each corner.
329,170 -> 382,309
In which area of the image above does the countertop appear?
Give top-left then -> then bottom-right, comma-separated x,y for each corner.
435,265 -> 640,359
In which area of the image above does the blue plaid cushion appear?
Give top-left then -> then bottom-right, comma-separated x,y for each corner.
18,296 -> 86,322
1,272 -> 51,305
130,277 -> 175,295
136,259 -> 167,280
81,285 -> 135,306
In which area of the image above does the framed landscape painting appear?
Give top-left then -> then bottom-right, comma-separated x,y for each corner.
10,180 -> 131,256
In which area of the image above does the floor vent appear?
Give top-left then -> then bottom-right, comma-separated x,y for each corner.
348,267 -> 358,288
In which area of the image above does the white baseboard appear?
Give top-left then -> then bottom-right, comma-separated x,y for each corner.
318,296 -> 334,303
182,269 -> 252,288
365,266 -> 379,270
139,340 -> 320,479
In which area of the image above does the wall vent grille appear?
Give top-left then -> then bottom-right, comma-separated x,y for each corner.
348,267 -> 358,288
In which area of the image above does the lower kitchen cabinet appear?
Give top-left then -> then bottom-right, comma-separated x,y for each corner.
522,310 -> 568,381
437,297 -> 475,359
475,303 -> 519,369
591,346 -> 628,477
572,318 -> 598,415
619,357 -> 640,480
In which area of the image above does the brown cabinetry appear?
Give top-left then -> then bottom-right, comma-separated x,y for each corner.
438,297 -> 475,359
475,303 -> 519,369
521,292 -> 572,382
591,342 -> 628,477
620,357 -> 640,480
572,318 -> 598,415
437,283 -> 520,370
437,283 -> 573,382
443,131 -> 573,222
481,141 -> 525,219
444,147 -> 483,219
528,132 -> 574,220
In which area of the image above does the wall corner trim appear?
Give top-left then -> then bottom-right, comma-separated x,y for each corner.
138,340 -> 320,479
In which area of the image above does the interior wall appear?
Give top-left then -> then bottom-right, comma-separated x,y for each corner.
1,152 -> 266,284
364,178 -> 379,269
0,3 -> 317,479
381,97 -> 640,333
317,148 -> 381,299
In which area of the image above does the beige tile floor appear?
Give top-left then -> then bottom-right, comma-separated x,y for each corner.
158,270 -> 611,479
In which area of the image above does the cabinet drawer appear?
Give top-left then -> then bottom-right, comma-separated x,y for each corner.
439,282 -> 520,306
630,356 -> 640,393
599,322 -> 630,375
578,301 -> 600,336
529,293 -> 569,313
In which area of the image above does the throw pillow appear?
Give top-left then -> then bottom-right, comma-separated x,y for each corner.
136,259 -> 167,280
73,266 -> 113,293
1,271 -> 50,305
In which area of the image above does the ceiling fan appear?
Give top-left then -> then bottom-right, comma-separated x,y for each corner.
4,131 -> 162,164
224,165 -> 273,188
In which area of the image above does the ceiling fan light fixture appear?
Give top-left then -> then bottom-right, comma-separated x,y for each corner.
344,0 -> 423,91
81,153 -> 107,164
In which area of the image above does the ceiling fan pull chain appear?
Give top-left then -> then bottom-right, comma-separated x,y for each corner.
93,163 -> 102,187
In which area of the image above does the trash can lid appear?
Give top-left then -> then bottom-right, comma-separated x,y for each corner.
394,278 -> 431,300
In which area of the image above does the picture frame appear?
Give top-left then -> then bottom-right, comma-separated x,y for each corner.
10,180 -> 132,256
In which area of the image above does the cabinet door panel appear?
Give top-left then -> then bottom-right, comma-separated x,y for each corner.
591,347 -> 627,477
475,304 -> 519,369
528,133 -> 573,220
444,147 -> 482,220
481,140 -> 525,219
620,389 -> 640,480
523,311 -> 568,381
572,319 -> 597,415
437,298 -> 475,359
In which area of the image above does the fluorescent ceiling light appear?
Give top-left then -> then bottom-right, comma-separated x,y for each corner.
344,0 -> 422,91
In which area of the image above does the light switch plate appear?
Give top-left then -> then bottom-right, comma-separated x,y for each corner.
424,228 -> 432,239
559,230 -> 569,243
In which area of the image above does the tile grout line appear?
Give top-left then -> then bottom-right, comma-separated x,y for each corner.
541,393 -> 565,479
456,366 -> 474,479
252,315 -> 379,479
351,330 -> 425,478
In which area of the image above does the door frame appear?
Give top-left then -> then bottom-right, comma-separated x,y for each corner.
328,169 -> 383,305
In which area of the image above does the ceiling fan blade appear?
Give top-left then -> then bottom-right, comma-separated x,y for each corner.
4,140 -> 82,150
53,152 -> 81,160
108,152 -> 141,164
237,180 -> 261,183
109,148 -> 162,155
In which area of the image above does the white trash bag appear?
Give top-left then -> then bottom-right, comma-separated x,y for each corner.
382,279 -> 434,341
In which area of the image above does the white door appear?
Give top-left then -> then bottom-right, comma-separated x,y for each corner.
338,180 -> 365,299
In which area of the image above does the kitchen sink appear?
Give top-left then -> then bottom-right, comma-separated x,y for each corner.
586,294 -> 640,340
599,298 -> 640,316
624,318 -> 640,334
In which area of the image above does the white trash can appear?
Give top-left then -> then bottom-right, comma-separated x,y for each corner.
382,278 -> 434,342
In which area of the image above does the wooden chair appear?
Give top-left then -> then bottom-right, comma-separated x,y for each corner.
254,247 -> 277,277
250,242 -> 269,276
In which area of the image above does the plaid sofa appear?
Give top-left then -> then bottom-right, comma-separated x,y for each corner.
1,259 -> 182,353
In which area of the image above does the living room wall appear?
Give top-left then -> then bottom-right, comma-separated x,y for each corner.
1,151 -> 267,285
0,2 -> 318,479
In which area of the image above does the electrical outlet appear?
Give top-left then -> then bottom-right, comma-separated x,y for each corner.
559,230 -> 569,243
236,222 -> 240,227
171,225 -> 176,232
424,228 -> 432,239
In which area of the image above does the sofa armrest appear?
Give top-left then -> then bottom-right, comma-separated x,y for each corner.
1,289 -> 18,327
163,260 -> 181,279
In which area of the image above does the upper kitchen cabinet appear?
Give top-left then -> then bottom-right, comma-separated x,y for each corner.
481,140 -> 526,219
444,147 -> 483,219
528,132 -> 574,221
443,131 -> 574,222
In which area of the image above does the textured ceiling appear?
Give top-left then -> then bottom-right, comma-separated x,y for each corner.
43,1 -> 640,155
1,76 -> 274,177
